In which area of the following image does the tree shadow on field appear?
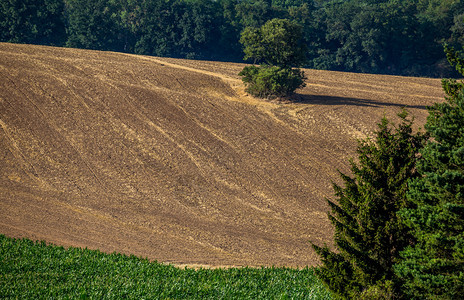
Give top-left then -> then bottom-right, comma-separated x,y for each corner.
292,94 -> 428,110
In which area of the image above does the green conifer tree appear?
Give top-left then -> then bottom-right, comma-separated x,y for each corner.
394,45 -> 464,299
312,113 -> 427,299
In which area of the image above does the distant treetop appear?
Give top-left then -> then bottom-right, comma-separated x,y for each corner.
1,0 -> 463,77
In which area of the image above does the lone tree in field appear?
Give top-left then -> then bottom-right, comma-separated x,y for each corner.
394,45 -> 464,299
239,18 -> 306,98
312,112 -> 427,299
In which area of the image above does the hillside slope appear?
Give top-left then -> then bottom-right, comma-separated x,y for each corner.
0,43 -> 444,267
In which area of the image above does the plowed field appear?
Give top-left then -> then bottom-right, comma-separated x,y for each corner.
0,43 -> 444,267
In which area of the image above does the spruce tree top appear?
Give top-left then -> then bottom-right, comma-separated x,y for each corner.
313,112 -> 427,299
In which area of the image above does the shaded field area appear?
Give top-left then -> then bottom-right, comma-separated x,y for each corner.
0,43 -> 444,267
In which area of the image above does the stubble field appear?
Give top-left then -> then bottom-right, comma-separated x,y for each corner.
0,43 -> 444,268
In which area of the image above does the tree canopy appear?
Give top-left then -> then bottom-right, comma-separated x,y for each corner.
240,18 -> 306,67
238,18 -> 306,98
312,113 -> 427,299
314,44 -> 464,299
394,45 -> 464,299
0,0 -> 66,46
2,0 -> 464,77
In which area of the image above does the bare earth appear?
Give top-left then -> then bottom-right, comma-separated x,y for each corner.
0,43 -> 444,268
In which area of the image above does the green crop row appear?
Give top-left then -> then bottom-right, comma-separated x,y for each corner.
0,234 -> 331,299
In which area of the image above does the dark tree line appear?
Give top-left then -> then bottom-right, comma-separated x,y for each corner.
2,0 -> 464,77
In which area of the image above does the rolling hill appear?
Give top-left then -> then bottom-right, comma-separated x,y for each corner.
0,43 -> 444,267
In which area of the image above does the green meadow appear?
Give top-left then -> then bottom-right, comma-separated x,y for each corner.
0,235 -> 331,299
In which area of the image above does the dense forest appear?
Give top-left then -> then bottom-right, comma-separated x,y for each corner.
1,0 -> 464,77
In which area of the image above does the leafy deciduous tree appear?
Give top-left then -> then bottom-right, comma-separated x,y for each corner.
239,18 -> 306,98
239,65 -> 305,98
65,0 -> 122,51
0,0 -> 66,46
240,18 -> 306,68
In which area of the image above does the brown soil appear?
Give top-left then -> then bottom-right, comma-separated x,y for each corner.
0,43 -> 444,268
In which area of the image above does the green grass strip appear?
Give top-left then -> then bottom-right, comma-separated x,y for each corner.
0,234 -> 331,299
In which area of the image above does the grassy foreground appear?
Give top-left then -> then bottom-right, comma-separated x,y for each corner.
0,235 -> 331,299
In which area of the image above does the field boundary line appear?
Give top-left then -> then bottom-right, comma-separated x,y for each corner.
122,53 -> 241,84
